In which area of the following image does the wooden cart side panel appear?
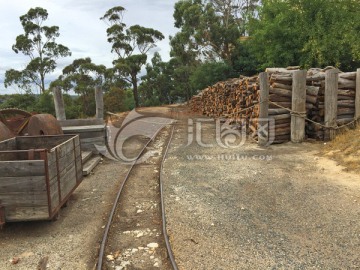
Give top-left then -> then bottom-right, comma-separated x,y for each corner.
48,136 -> 81,213
16,136 -> 72,151
0,161 -> 45,177
49,178 -> 60,211
5,207 -> 49,221
0,176 -> 46,192
75,156 -> 83,183
0,138 -> 16,151
0,139 -> 17,161
0,160 -> 48,221
73,136 -> 83,183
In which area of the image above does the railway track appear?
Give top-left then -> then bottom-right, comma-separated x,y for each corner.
96,110 -> 178,270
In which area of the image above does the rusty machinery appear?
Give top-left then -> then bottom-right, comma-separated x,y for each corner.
0,108 -> 63,141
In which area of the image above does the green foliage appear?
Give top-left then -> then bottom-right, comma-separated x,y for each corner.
0,92 -> 81,119
173,0 -> 260,62
4,7 -> 71,93
250,0 -> 360,71
62,94 -> 82,119
0,93 -> 36,111
104,87 -> 134,113
190,61 -> 233,91
139,52 -> 174,106
32,90 -> 55,114
231,39 -> 261,76
53,58 -> 110,117
101,6 -> 165,107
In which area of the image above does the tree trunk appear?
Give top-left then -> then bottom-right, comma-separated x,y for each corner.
132,74 -> 140,108
40,73 -> 45,94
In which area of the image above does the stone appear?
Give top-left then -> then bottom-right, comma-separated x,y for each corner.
147,243 -> 159,248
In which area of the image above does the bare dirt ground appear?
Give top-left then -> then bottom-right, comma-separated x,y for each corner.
162,107 -> 360,269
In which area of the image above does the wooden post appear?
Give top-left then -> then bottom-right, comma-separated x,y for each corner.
356,68 -> 360,121
324,69 -> 338,140
291,70 -> 307,143
52,86 -> 66,121
258,72 -> 269,146
95,86 -> 104,119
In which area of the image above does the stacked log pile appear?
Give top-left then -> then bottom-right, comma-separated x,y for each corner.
267,70 -> 294,143
337,72 -> 356,125
306,68 -> 357,139
306,68 -> 326,139
189,77 -> 260,128
189,67 -> 358,144
189,92 -> 203,114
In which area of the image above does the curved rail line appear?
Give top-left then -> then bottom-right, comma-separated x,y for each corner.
96,120 -> 178,270
160,124 -> 178,270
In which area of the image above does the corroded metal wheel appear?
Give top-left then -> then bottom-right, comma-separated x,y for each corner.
0,122 -> 14,141
0,108 -> 63,137
27,114 -> 63,135
0,108 -> 32,136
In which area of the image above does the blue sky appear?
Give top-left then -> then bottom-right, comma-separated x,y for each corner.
0,0 -> 178,94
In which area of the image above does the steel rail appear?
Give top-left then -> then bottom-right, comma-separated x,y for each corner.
96,119 -> 178,269
96,124 -> 165,270
159,124 -> 178,270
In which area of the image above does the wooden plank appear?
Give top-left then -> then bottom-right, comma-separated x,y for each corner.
60,165 -> 77,199
5,206 -> 49,222
61,125 -> 105,133
63,131 -> 105,141
50,180 -> 60,211
0,138 -> 16,151
48,173 -> 62,211
16,135 -> 74,150
0,192 -> 48,207
325,69 -> 339,140
0,161 -> 45,177
258,72 -> 269,146
81,151 -> 93,164
356,68 -> 360,120
0,176 -> 46,192
291,70 -> 307,143
83,156 -> 101,176
58,118 -> 104,127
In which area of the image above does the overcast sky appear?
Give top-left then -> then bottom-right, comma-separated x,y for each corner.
0,0 -> 178,94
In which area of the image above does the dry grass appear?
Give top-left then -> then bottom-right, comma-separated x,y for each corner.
321,125 -> 360,172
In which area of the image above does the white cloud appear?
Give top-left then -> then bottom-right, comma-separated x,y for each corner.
0,0 -> 178,93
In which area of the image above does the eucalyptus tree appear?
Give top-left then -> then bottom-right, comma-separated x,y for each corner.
53,58 -> 107,116
5,7 -> 71,93
101,6 -> 164,107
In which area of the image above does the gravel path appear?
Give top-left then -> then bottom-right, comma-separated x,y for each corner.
163,110 -> 360,269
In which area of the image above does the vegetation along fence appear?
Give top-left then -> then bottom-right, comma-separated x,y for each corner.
190,67 -> 360,145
